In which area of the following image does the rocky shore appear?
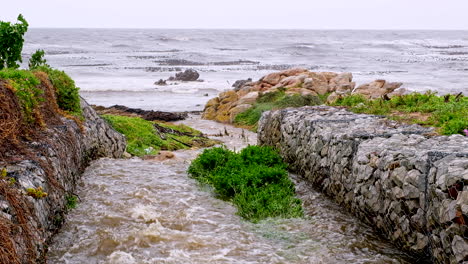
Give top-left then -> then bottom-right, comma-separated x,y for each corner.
258,106 -> 468,263
202,68 -> 406,123
0,98 -> 125,263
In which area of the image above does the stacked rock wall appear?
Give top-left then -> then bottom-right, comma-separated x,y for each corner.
0,98 -> 126,263
258,106 -> 468,263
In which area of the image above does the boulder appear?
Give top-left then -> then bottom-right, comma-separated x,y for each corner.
354,80 -> 403,99
232,78 -> 252,91
237,92 -> 259,105
275,74 -> 308,88
329,73 -> 353,92
229,104 -> 253,122
154,79 -> 167,86
261,72 -> 282,86
172,69 -> 200,81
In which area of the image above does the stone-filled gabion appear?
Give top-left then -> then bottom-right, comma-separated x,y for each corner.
258,106 -> 468,264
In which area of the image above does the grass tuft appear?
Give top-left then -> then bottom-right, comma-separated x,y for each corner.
188,145 -> 303,222
330,92 -> 468,135
234,90 -> 324,130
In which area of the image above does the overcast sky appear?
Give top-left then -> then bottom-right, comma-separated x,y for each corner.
2,0 -> 468,30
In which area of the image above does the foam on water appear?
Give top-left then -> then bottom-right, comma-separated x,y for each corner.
47,116 -> 416,264
22,29 -> 468,111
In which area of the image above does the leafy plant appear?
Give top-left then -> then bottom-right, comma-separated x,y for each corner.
28,49 -> 49,69
188,146 -> 303,222
0,14 -> 29,70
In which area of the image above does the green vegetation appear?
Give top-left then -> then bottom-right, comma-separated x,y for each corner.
188,146 -> 303,222
0,14 -> 28,70
65,195 -> 78,210
25,187 -> 48,199
34,66 -> 81,115
0,69 -> 42,123
330,92 -> 468,135
234,90 -> 323,130
102,114 -> 216,156
28,49 -> 49,69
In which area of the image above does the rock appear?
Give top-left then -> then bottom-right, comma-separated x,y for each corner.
275,74 -> 307,88
154,79 -> 167,86
237,92 -> 259,105
219,90 -> 238,105
229,104 -> 252,122
123,152 -> 132,158
172,69 -> 200,81
452,235 -> 468,263
387,87 -> 408,98
326,92 -> 341,104
261,72 -> 282,86
257,105 -> 468,263
354,80 -> 403,99
303,73 -> 329,95
95,105 -> 188,122
232,78 -> 252,91
1,97 -> 126,262
329,73 -> 353,92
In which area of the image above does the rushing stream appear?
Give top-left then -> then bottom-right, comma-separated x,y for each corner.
48,115 -> 415,264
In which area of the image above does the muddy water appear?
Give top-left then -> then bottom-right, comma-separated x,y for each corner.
48,115 -> 413,264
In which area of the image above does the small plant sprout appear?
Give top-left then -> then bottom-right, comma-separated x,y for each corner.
26,187 -> 48,199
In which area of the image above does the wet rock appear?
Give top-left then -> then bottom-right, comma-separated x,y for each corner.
154,79 -> 167,85
172,69 -> 200,81
95,105 -> 188,122
232,78 -> 252,91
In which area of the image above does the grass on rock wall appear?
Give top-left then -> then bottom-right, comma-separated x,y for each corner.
0,69 -> 42,123
34,66 -> 81,115
102,114 -> 217,156
330,92 -> 468,135
188,146 -> 303,222
234,91 -> 324,131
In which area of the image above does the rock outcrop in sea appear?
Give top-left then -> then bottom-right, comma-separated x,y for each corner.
258,106 -> 468,263
202,68 -> 406,123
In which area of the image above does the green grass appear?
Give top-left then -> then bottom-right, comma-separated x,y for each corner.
188,146 -> 303,222
65,195 -> 78,210
330,92 -> 468,135
34,66 -> 81,115
102,114 -> 217,156
234,91 -> 324,130
0,68 -> 42,123
102,115 -> 163,156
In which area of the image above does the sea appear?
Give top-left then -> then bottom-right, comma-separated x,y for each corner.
23,29 -> 468,112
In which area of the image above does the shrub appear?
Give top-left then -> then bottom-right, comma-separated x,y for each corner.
0,14 -> 28,70
188,145 -> 303,222
0,69 -> 42,123
34,66 -> 81,115
28,49 -> 49,69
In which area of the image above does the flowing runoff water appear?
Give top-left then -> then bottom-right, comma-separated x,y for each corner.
33,29 -> 466,263
48,117 -> 417,264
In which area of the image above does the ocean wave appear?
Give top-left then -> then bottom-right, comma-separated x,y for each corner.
214,47 -> 249,51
